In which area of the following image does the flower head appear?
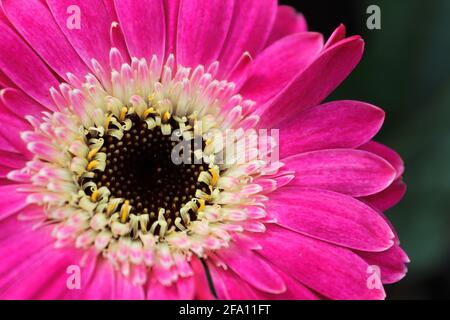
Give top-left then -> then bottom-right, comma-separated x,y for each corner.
0,0 -> 408,300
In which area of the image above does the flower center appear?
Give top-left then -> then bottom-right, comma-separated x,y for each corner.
85,114 -> 208,231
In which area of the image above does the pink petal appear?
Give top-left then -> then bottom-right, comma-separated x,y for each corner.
218,0 -> 277,77
254,225 -> 386,300
0,21 -> 59,108
0,103 -> 33,158
177,0 -> 234,68
216,242 -> 286,294
0,248 -> 75,299
361,179 -> 407,212
240,32 -> 323,105
47,0 -> 113,72
0,69 -> 15,89
258,36 -> 364,128
146,275 -> 179,300
356,244 -> 409,284
0,150 -> 27,169
114,0 -> 165,67
0,134 -> 17,153
176,276 -> 196,300
279,100 -> 385,158
163,0 -> 181,56
1,88 -> 48,117
266,5 -> 308,46
78,260 -> 116,299
359,141 -> 405,179
114,275 -> 145,300
2,0 -> 90,80
0,224 -> 74,299
0,184 -> 28,220
284,149 -> 397,197
257,269 -> 320,300
190,256 -> 215,300
209,263 -> 260,299
324,24 -> 347,49
267,187 -> 395,251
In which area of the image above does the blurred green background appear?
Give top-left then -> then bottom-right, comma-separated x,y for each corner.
282,0 -> 450,299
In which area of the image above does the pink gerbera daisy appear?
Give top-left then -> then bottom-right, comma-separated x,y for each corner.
0,0 -> 408,300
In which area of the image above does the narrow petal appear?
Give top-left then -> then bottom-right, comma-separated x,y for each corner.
177,0 -> 235,68
163,0 -> 181,56
240,32 -> 323,105
279,101 -> 385,158
0,21 -> 59,108
0,135 -> 17,153
0,102 -> 33,158
78,260 -> 116,299
361,179 -> 407,212
266,5 -> 308,45
209,263 -> 261,300
114,0 -> 165,67
0,184 -> 28,220
218,0 -> 277,77
2,0 -> 90,80
1,88 -> 48,117
146,276 -> 179,300
359,141 -> 405,179
258,36 -> 364,127
255,225 -> 386,300
47,0 -> 113,71
284,149 -> 397,197
356,244 -> 409,284
257,269 -> 320,300
267,187 -> 395,251
217,243 -> 286,294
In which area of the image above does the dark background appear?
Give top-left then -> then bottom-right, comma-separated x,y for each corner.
281,0 -> 450,299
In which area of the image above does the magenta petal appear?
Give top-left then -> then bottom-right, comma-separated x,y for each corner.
0,102 -> 32,158
266,5 -> 308,46
279,100 -> 385,157
0,135 -> 17,153
324,24 -> 347,50
217,242 -> 286,294
114,274 -> 145,300
163,0 -> 181,56
176,276 -> 196,300
146,276 -> 179,300
268,187 -> 395,251
177,0 -> 234,68
0,150 -> 27,169
361,179 -> 407,212
0,248 -> 74,299
240,32 -> 323,105
190,256 -> 215,300
218,0 -> 277,77
356,244 -> 409,284
284,149 -> 397,197
47,0 -> 113,72
359,141 -> 405,179
114,0 -> 165,66
258,36 -> 364,127
0,21 -> 59,108
0,69 -> 16,89
1,88 -> 48,117
255,225 -> 386,300
209,262 -> 260,299
2,0 -> 90,80
257,270 -> 320,300
0,184 -> 28,220
75,260 -> 116,299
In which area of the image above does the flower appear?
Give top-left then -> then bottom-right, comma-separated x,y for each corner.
0,0 -> 408,300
